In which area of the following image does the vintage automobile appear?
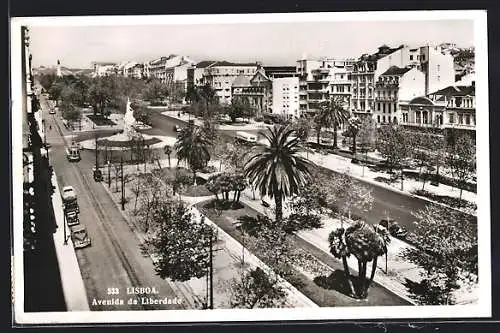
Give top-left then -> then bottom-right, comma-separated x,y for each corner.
379,218 -> 408,239
70,225 -> 91,249
93,167 -> 103,182
66,143 -> 81,162
61,185 -> 80,214
65,209 -> 80,227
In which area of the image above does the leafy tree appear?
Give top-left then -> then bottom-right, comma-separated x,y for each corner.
144,79 -> 169,104
357,117 -> 376,176
87,76 -> 117,116
59,100 -> 82,123
447,134 -> 476,200
175,125 -> 213,184
226,99 -> 247,123
345,116 -> 362,154
163,145 -> 173,168
145,199 -> 216,282
38,73 -> 57,93
376,124 -> 412,190
244,125 -> 314,222
314,96 -> 350,147
411,131 -> 435,191
329,221 -> 390,299
401,205 -> 478,304
330,172 -> 374,226
136,173 -> 167,232
227,267 -> 287,309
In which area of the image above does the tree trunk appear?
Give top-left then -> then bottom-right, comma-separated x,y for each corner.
400,167 -> 404,191
459,187 -> 463,200
168,155 -> 171,168
361,261 -> 368,298
368,257 -> 378,287
274,192 -> 283,222
215,193 -> 219,201
333,125 -> 338,148
236,191 -> 241,203
342,256 -> 356,297
233,191 -> 237,202
352,134 -> 357,154
193,169 -> 197,186
316,127 -> 321,145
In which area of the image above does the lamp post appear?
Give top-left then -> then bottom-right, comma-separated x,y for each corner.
107,160 -> 111,188
121,152 -> 125,210
63,206 -> 68,245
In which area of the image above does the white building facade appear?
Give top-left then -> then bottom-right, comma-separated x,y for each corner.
272,77 -> 300,119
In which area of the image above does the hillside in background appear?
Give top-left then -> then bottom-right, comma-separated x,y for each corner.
33,66 -> 93,77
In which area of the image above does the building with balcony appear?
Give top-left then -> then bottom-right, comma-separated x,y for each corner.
201,61 -> 258,104
351,44 -> 455,118
272,77 -> 300,119
399,83 -> 476,133
374,66 -> 425,124
297,57 -> 354,114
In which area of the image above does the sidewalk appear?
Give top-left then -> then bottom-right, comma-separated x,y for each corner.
298,149 -> 477,215
240,189 -> 478,305
102,171 -> 318,309
51,172 -> 90,311
160,110 -> 272,131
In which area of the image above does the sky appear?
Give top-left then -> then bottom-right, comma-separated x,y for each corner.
27,17 -> 475,69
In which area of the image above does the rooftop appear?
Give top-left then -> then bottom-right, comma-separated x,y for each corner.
381,66 -> 413,76
430,85 -> 475,97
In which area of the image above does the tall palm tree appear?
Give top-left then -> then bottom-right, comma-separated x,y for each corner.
244,125 -> 314,222
314,96 -> 350,148
174,125 -> 212,185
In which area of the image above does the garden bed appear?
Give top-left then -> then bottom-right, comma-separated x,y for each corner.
86,114 -> 117,126
411,189 -> 477,212
195,199 -> 410,307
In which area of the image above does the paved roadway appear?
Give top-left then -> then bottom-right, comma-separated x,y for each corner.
146,109 -> 451,232
40,96 -> 185,311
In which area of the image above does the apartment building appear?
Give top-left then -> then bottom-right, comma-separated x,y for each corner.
164,57 -> 196,92
296,57 -> 354,114
399,83 -> 476,132
231,65 -> 298,116
91,61 -> 117,77
351,44 -> 455,118
374,66 -> 425,125
201,61 -> 258,104
272,77 -> 300,119
186,61 -> 217,95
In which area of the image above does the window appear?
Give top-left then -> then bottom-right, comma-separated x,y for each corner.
382,104 -> 386,113
437,75 -> 441,82
423,111 -> 428,124
458,114 -> 464,124
416,111 -> 421,123
383,116 -> 386,123
421,54 -> 425,61
449,113 -> 455,124
377,103 -> 381,111
402,113 -> 409,123
437,64 -> 441,71
377,115 -> 380,123
410,55 -> 414,60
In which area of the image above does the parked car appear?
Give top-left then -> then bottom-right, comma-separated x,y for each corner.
61,186 -> 77,202
379,218 -> 408,239
66,210 -> 80,227
70,225 -> 91,249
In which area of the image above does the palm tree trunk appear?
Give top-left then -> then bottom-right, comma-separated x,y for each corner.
316,127 -> 321,145
274,192 -> 283,222
168,155 -> 171,168
342,256 -> 356,297
368,257 -> 378,288
352,134 -> 357,154
333,125 -> 338,148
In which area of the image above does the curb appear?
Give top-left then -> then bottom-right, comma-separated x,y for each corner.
51,172 -> 91,311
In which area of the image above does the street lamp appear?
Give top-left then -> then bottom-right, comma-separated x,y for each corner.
62,206 -> 69,245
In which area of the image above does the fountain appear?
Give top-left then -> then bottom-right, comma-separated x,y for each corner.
79,98 -> 176,151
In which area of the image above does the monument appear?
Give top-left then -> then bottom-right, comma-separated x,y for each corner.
123,98 -> 138,139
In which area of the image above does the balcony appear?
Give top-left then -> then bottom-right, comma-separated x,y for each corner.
375,96 -> 397,102
376,82 -> 399,89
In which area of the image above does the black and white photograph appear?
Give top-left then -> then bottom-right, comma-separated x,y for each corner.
11,10 -> 491,324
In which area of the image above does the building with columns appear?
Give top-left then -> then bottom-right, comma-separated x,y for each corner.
399,83 -> 476,132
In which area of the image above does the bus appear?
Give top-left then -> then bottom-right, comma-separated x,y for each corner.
235,131 -> 258,144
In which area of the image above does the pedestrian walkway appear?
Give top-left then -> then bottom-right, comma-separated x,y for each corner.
51,172 -> 90,311
102,174 -> 318,309
239,189 -> 479,305
298,150 -> 476,213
